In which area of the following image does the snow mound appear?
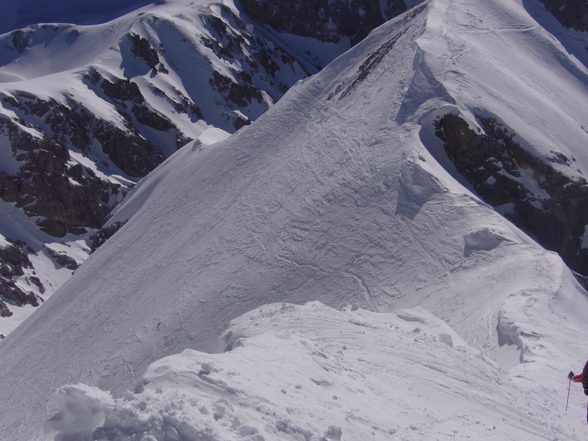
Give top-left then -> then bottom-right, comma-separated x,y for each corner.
43,384 -> 111,441
396,156 -> 447,218
196,127 -> 232,146
463,226 -> 513,256
45,302 -> 566,441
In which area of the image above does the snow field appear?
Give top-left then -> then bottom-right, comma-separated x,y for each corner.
46,302 -> 586,441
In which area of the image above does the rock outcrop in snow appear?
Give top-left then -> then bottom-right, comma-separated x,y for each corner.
535,0 -> 588,32
434,113 -> 588,281
239,0 -> 411,45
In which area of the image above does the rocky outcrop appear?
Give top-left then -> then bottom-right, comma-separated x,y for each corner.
89,221 -> 126,252
238,0 -> 408,45
129,33 -> 162,72
196,3 -> 311,128
209,71 -> 262,129
0,110 -> 119,237
536,0 -> 588,32
43,246 -> 79,271
10,30 -> 29,52
434,113 -> 588,281
84,69 -> 187,176
0,241 -> 42,316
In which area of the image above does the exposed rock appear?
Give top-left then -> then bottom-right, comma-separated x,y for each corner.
201,13 -> 248,58
85,69 -> 190,168
0,242 -> 32,276
0,240 -> 41,310
129,33 -> 161,71
89,221 -> 127,252
28,276 -> 45,294
0,279 -> 40,308
11,30 -> 30,52
199,4 -> 303,99
0,111 -> 119,237
43,246 -> 79,271
0,172 -> 19,203
152,85 -> 204,120
234,116 -> 251,130
536,0 -> 588,32
0,301 -> 10,318
132,103 -> 175,131
92,119 -> 165,178
210,71 -> 263,108
434,113 -> 588,280
87,70 -> 144,103
238,0 -> 408,45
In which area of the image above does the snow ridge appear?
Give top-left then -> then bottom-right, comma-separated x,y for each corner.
44,303 -> 546,441
0,0 -> 333,329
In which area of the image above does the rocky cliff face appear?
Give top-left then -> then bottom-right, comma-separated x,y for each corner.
238,0 -> 409,45
0,94 -> 127,237
0,240 -> 40,317
434,113 -> 588,284
536,0 -> 588,32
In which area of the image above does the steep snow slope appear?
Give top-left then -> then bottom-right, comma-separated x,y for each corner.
522,0 -> 588,69
416,0 -> 588,172
413,0 -> 588,279
0,0 -> 324,327
0,0 -> 410,328
2,0 -> 588,439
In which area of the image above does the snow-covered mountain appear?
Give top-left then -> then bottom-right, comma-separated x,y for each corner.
3,0 -> 588,335
0,0 -> 312,328
0,0 -> 410,332
2,0 -> 588,439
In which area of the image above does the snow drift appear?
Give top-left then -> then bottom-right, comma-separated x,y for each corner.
44,302 -> 561,441
1,0 -> 588,439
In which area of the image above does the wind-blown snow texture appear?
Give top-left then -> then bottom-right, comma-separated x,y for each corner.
2,0 -> 588,439
42,302 -> 579,441
0,0 -> 325,328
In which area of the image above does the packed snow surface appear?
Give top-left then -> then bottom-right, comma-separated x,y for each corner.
0,0 -> 318,322
1,0 -> 588,439
44,302 -> 588,441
